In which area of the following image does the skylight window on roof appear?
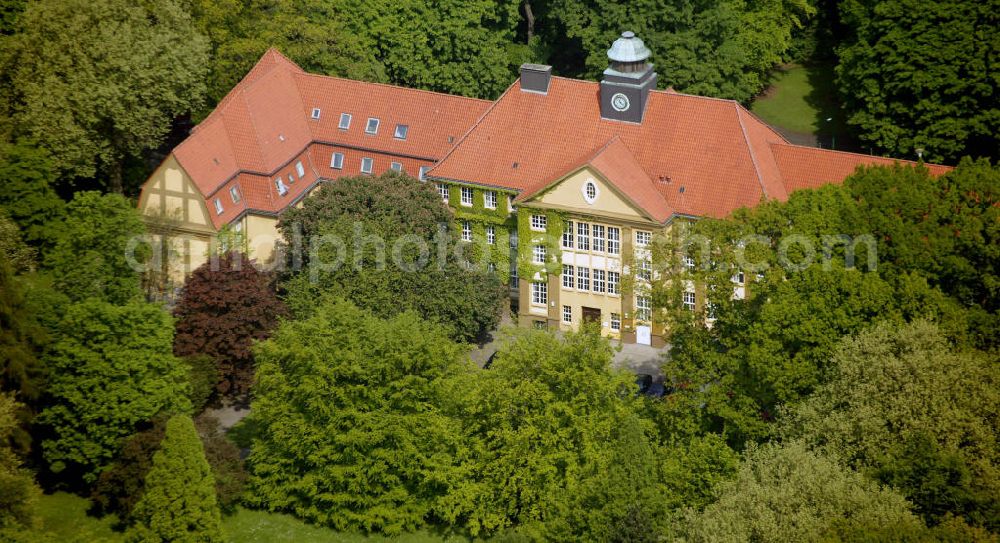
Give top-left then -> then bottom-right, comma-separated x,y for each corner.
331,152 -> 344,169
394,124 -> 409,140
419,166 -> 430,181
391,162 -> 402,172
296,161 -> 305,177
230,186 -> 241,203
339,113 -> 351,130
214,198 -> 223,215
275,178 -> 288,196
311,108 -> 321,120
365,118 -> 379,135
361,157 -> 373,174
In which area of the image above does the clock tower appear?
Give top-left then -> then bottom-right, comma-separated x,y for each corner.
600,31 -> 657,124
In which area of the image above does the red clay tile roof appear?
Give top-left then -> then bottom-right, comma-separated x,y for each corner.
170,48 -> 491,228
431,76 -> 951,221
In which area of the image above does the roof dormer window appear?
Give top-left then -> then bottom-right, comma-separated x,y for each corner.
311,108 -> 321,120
214,198 -> 223,215
365,118 -> 379,135
295,161 -> 305,177
338,113 -> 351,130
394,124 -> 408,140
275,178 -> 288,196
229,186 -> 241,203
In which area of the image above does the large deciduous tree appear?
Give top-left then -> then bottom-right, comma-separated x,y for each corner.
783,320 -> 1000,530
36,300 -> 191,485
128,414 -> 223,543
0,142 -> 65,252
0,393 -> 41,536
44,191 -> 148,305
246,299 -> 468,534
835,0 -> 1000,163
173,252 -> 286,399
279,172 -> 506,343
4,0 -> 209,193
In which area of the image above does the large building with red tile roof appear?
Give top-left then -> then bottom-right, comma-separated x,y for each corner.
138,33 -> 948,344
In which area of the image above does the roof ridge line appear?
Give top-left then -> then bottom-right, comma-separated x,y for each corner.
735,101 -> 770,200
293,71 -> 492,104
737,104 -> 791,144
768,141 -> 945,168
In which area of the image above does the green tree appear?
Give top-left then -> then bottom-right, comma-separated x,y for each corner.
0,213 -> 35,274
279,172 -> 506,343
129,414 -> 223,543
44,191 -> 148,305
835,0 -> 1000,162
783,321 -> 1000,529
538,0 -> 814,103
0,233 -> 46,415
5,0 -> 209,193
678,441 -> 923,542
0,141 -> 65,251
0,393 -> 41,535
246,299 -> 468,534
37,300 -> 191,485
441,329 -> 669,539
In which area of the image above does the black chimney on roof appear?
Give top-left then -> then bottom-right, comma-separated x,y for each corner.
520,64 -> 552,94
600,31 -> 657,124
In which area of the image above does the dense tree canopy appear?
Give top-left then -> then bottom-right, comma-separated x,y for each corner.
0,142 -> 65,251
3,0 -> 209,192
129,414 -> 223,543
44,192 -> 148,305
173,252 -> 286,398
835,0 -> 1000,163
279,173 -> 506,343
784,321 -> 1000,530
0,393 -> 41,536
247,299 -> 468,534
37,300 -> 191,485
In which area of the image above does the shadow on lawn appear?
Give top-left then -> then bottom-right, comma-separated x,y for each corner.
802,62 -> 859,153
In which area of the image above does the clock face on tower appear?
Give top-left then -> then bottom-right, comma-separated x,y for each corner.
611,93 -> 631,112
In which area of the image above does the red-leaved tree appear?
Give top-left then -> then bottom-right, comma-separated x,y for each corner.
173,252 -> 286,399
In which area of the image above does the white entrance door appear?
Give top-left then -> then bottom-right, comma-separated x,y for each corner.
636,325 -> 651,345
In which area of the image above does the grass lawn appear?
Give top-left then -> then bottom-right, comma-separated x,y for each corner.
751,63 -> 851,149
31,493 -> 459,543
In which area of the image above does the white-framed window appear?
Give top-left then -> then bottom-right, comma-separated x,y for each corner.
391,162 -> 403,172
562,305 -> 572,323
562,264 -> 574,288
486,225 -> 496,245
488,262 -> 496,273
214,198 -> 223,215
437,183 -> 449,201
275,178 -> 288,196
577,266 -> 590,290
311,108 -> 321,120
577,222 -> 590,250
365,117 -> 379,134
583,180 -> 598,204
510,264 -> 519,286
593,269 -> 606,293
484,191 -> 497,209
507,195 -> 514,212
592,225 -> 606,253
683,291 -> 696,311
234,221 -> 242,233
607,227 -> 621,255
330,152 -> 344,169
229,186 -> 241,203
636,230 -> 651,247
638,259 -> 652,281
461,221 -> 472,241
732,271 -> 745,284
610,313 -> 621,331
338,113 -> 351,130
295,161 -> 305,177
531,281 -> 547,305
530,214 -> 547,231
419,166 -> 431,181
533,244 -> 546,264
361,157 -> 374,174
288,173 -> 295,184
608,271 -> 620,295
461,186 -> 474,206
562,220 -> 574,248
636,295 -> 652,321
394,124 -> 408,140
683,255 -> 695,271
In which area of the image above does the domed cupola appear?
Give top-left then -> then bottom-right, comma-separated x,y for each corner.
600,31 -> 657,123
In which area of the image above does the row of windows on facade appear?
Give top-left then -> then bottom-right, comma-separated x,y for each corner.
530,284 -> 693,323
214,159 -> 306,215
561,305 -> 623,331
310,109 -> 410,141
328,152 -> 431,180
437,184 -> 508,210
561,265 -> 621,295
530,217 -> 654,255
